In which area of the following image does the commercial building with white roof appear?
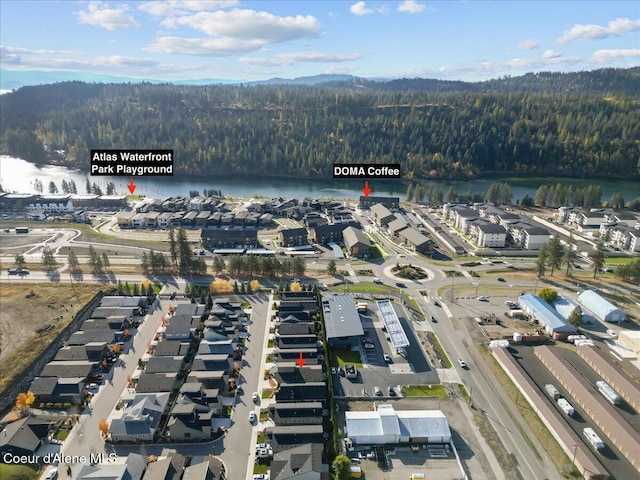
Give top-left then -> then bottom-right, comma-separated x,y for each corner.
577,290 -> 626,323
345,404 -> 451,445
518,294 -> 577,335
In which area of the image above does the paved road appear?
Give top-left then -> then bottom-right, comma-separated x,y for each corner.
57,298 -> 166,479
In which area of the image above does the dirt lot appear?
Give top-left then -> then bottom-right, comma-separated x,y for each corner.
0,282 -> 105,393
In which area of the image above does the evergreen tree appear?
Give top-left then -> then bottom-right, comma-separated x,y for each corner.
141,252 -> 149,275
535,185 -> 548,206
327,259 -> 337,275
535,244 -> 547,278
133,283 -> 139,296
168,228 -> 178,267
564,234 -> 576,277
592,240 -> 605,279
101,252 -> 110,268
85,178 -> 91,194
14,253 -> 26,270
567,307 -> 583,327
68,250 -> 80,272
48,181 -> 58,194
117,280 -> 124,295
414,184 -> 425,202
69,179 -> 77,194
547,236 -> 563,276
42,246 -> 57,271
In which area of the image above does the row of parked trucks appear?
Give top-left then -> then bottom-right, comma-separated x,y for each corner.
545,379 -> 623,451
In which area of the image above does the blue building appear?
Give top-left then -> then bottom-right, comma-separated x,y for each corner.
518,294 -> 577,335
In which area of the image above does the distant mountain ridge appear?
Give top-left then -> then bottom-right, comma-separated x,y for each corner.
2,68 -> 639,96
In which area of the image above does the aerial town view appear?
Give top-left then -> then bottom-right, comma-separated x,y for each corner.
0,2 -> 639,480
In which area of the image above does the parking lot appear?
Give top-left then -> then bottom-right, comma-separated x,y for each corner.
332,300 -> 439,399
509,345 -> 638,480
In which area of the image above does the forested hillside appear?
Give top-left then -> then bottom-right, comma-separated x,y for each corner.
1,68 -> 639,180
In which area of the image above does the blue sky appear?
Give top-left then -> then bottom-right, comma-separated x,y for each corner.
1,1 -> 639,83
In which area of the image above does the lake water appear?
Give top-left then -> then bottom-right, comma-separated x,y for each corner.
1,155 -> 638,202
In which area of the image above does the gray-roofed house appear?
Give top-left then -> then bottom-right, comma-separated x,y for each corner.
40,360 -> 95,379
270,443 -> 324,480
136,373 -> 179,393
270,402 -> 325,426
387,218 -> 409,237
370,203 -> 395,226
398,227 -> 433,253
276,382 -> 327,403
54,343 -> 110,362
109,393 -> 170,442
474,223 -> 507,248
182,455 -> 227,480
360,196 -> 399,210
153,340 -> 190,357
144,356 -> 186,374
342,226 -> 371,258
0,416 -> 51,457
68,329 -> 118,345
29,376 -> 85,404
167,396 -> 213,441
322,295 -> 364,347
76,452 -> 148,480
266,425 -> 326,453
191,354 -> 234,374
141,452 -> 186,480
274,365 -> 325,385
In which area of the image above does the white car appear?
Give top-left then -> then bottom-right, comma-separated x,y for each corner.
606,329 -> 617,338
45,468 -> 58,480
374,386 -> 382,396
253,475 -> 268,480
458,358 -> 468,369
249,411 -> 256,423
252,392 -> 260,402
383,353 -> 392,363
331,367 -> 338,375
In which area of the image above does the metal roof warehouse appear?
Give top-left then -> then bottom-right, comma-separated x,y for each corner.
518,294 -> 577,335
345,404 -> 451,445
323,296 -> 364,345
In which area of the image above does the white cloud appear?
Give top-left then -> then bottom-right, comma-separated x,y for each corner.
542,49 -> 561,59
591,48 -> 640,63
0,46 -> 82,56
138,1 -> 238,17
169,9 -> 321,42
76,2 -> 140,30
146,36 -> 265,56
515,39 -> 539,51
398,1 -> 425,14
350,1 -> 387,16
240,51 -> 362,66
557,17 -> 640,44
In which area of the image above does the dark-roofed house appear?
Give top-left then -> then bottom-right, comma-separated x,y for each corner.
276,382 -> 327,403
136,373 -> 179,393
270,442 -> 325,480
270,402 -> 326,426
398,227 -> 434,253
54,343 -> 110,362
68,329 -> 118,345
186,371 -> 229,391
40,361 -> 95,379
182,455 -> 227,480
167,396 -> 213,441
521,226 -> 551,250
141,452 -> 186,480
266,425 -> 326,453
109,393 -> 170,442
342,226 -> 371,258
279,227 -> 309,247
322,295 -> 364,347
153,340 -> 190,357
277,322 -> 316,336
191,354 -> 234,374
274,365 -> 325,385
277,334 -> 318,350
0,416 -> 51,457
309,223 -> 348,244
360,196 -> 399,210
145,356 -> 186,374
29,377 -> 85,404
200,227 -> 258,249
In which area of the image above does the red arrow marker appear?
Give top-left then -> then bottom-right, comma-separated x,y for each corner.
296,352 -> 306,368
362,181 -> 371,197
127,177 -> 136,194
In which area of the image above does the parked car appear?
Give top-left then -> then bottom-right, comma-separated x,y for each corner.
249,411 -> 257,423
45,468 -> 58,480
388,386 -> 396,396
253,475 -> 268,480
252,392 -> 260,403
374,386 -> 382,396
383,353 -> 392,363
606,329 -> 617,338
477,296 -> 489,302
331,367 -> 338,375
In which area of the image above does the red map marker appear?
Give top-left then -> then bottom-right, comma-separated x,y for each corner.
128,177 -> 136,194
362,181 -> 371,197
296,352 -> 306,368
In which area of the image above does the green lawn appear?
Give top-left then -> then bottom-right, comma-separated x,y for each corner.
56,429 -> 70,440
253,464 -> 270,474
329,281 -> 398,295
331,350 -> 363,368
0,463 -> 39,480
261,389 -> 274,399
403,384 -> 447,397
